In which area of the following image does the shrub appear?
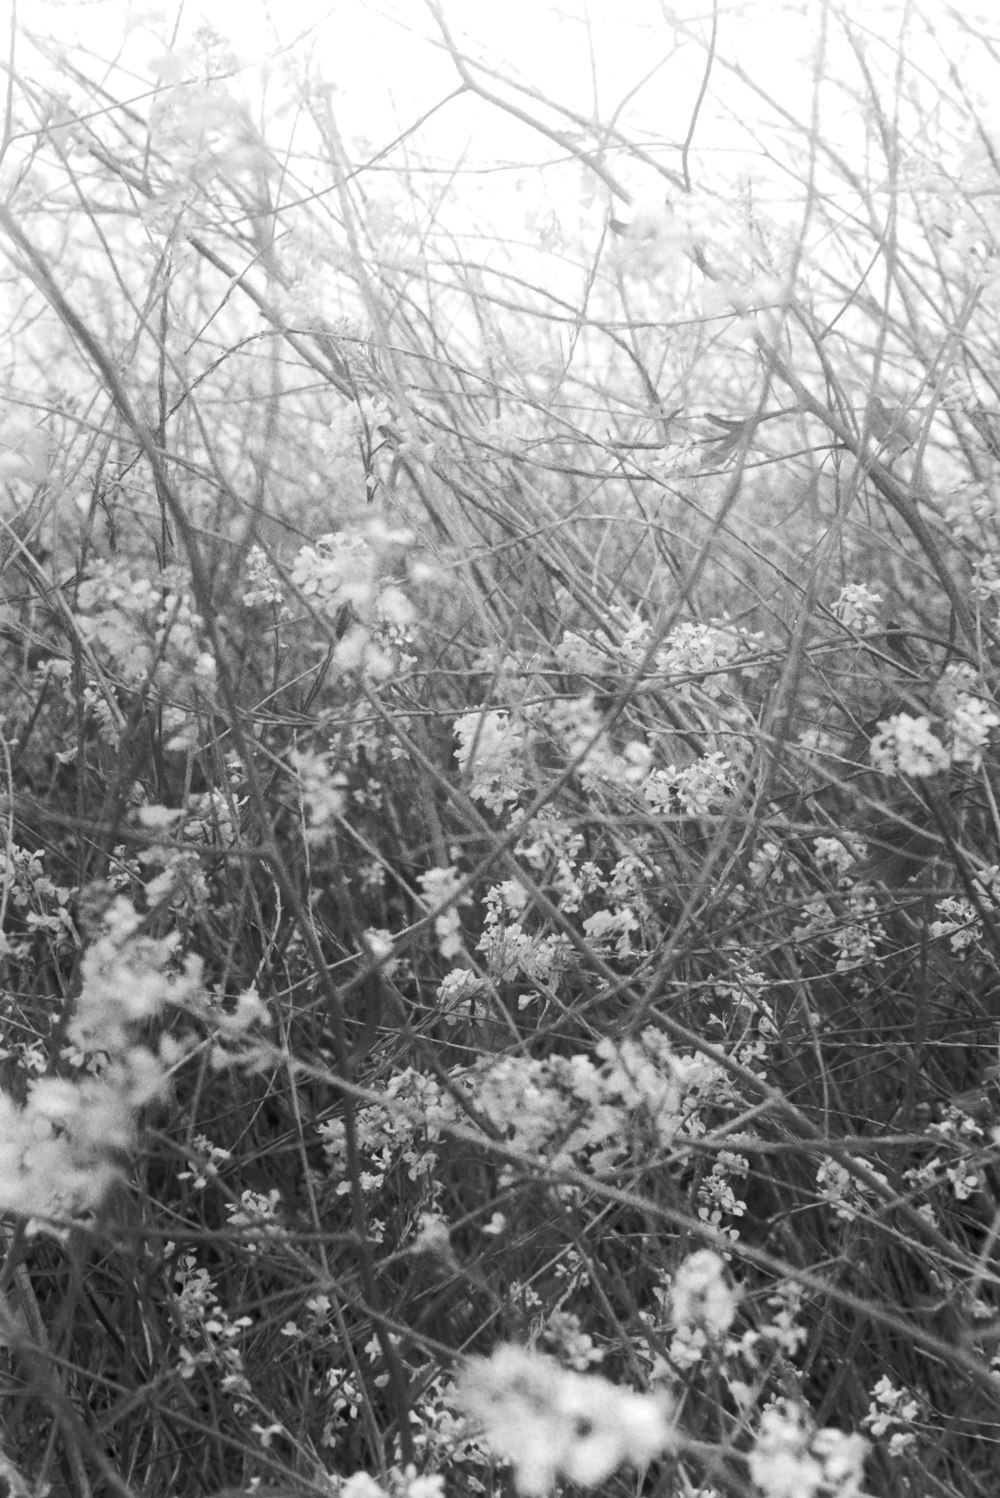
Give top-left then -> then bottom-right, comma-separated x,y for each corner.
1,5 -> 999,1498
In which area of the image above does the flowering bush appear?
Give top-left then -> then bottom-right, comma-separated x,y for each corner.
3,7 -> 1000,1498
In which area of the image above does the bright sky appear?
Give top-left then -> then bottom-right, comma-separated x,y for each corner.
6,1 -> 1000,257
10,0 -> 768,185
7,2 -> 997,158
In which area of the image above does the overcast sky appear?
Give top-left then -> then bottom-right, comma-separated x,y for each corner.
8,0 -> 1000,289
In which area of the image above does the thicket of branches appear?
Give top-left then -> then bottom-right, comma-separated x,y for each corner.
1,3 -> 1000,1496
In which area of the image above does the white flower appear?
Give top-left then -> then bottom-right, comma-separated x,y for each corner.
340,1475 -> 387,1498
750,1403 -> 868,1498
645,753 -> 735,816
419,865 -> 470,960
948,693 -> 999,769
833,583 -> 883,633
410,1214 -> 453,1258
291,531 -> 376,616
657,619 -> 760,691
241,543 -> 284,608
670,1249 -> 738,1334
454,709 -> 532,810
288,747 -> 347,845
864,1376 -> 920,1449
453,1344 -> 674,1495
401,1475 -> 445,1498
813,836 -> 859,878
869,714 -> 951,776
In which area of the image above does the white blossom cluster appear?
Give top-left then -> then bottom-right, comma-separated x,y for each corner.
240,543 -> 286,609
319,1030 -> 736,1195
863,1376 -> 921,1458
815,1157 -> 890,1224
340,1471 -> 444,1498
476,878 -> 573,979
666,1249 -> 740,1368
832,583 -> 883,634
290,523 -> 419,678
288,745 -> 347,847
868,713 -> 952,777
454,1343 -> 675,1495
0,1073 -> 136,1226
0,892 -> 204,1228
454,708 -> 535,811
76,561 -> 216,692
419,865 -> 471,960
929,863 -> 1000,954
644,751 -> 736,815
870,666 -> 1000,777
748,1401 -> 869,1497
657,619 -> 763,697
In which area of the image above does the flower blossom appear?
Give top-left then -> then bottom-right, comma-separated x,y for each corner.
749,1402 -> 868,1497
670,1248 -> 738,1335
869,714 -> 951,777
833,583 -> 883,633
453,1344 -> 674,1495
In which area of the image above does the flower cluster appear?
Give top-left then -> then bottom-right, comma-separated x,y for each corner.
935,663 -> 1000,770
0,841 -> 74,962
74,561 -> 216,709
454,708 -> 534,811
554,613 -> 761,700
793,884 -> 886,972
869,668 -> 1000,777
341,1470 -> 444,1498
928,866 -> 1000,954
171,1247 -> 253,1403
644,751 -> 736,816
68,893 -> 202,1059
863,1376 -> 921,1458
476,878 -> 572,982
319,1028 -> 738,1203
665,1249 -> 740,1368
832,583 -> 883,634
656,619 -> 762,696
288,745 -> 348,847
869,713 -> 952,777
319,1066 -> 451,1200
241,543 -> 286,609
0,883 -> 215,1229
419,865 -> 471,960
453,1344 -> 675,1495
815,1157 -> 890,1225
290,522 -> 419,677
748,1401 -> 869,1497
0,1072 -> 135,1226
